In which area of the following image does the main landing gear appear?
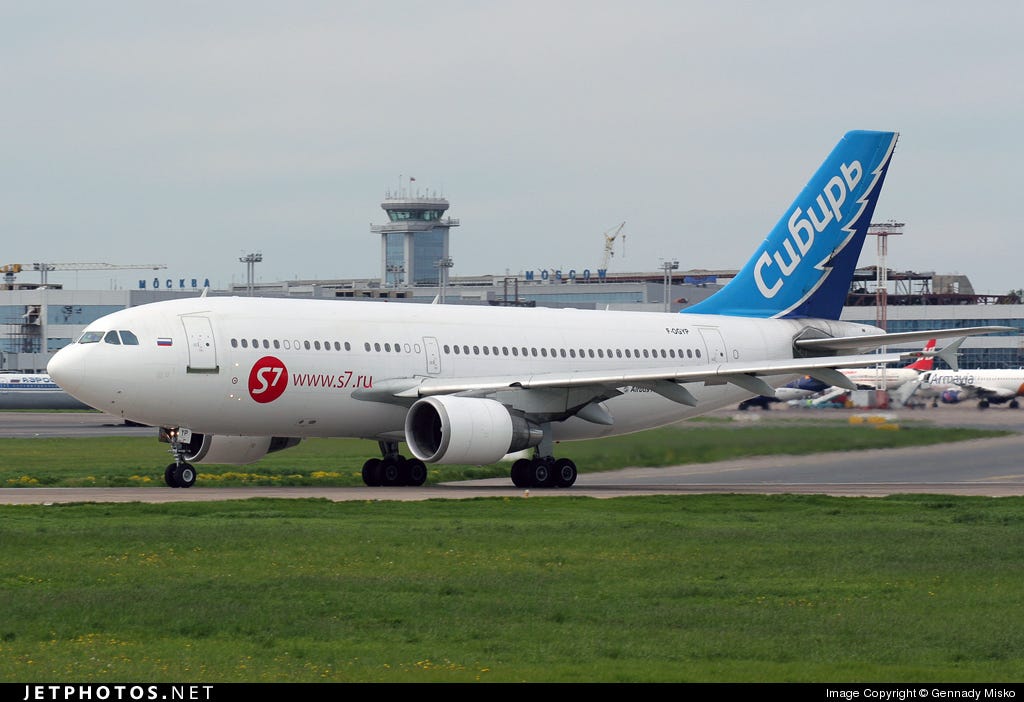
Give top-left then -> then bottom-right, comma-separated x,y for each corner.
362,440 -> 428,487
510,456 -> 578,488
509,426 -> 577,488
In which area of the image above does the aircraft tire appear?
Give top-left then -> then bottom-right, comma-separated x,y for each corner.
530,459 -> 556,488
553,458 -> 578,488
380,456 -> 405,486
362,458 -> 383,487
164,464 -> 179,488
405,458 -> 427,486
511,458 -> 532,488
173,463 -> 196,488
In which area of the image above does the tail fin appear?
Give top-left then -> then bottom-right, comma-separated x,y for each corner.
686,130 -> 899,320
906,339 -> 937,371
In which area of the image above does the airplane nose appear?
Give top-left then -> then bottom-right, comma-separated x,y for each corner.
47,346 -> 84,396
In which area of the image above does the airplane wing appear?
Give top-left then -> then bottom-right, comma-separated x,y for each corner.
354,350 -> 912,414
793,326 -> 1013,352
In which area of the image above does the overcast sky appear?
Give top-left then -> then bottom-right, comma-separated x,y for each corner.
3,1 -> 1022,294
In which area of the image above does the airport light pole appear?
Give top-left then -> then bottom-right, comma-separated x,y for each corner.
386,264 -> 405,288
662,259 -> 679,312
239,252 -> 262,296
435,256 -> 453,303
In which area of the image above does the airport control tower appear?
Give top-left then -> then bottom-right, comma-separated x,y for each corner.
371,180 -> 460,287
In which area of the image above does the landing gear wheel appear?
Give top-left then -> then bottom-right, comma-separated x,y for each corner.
405,458 -> 428,486
165,463 -> 180,488
553,458 -> 578,488
511,458 -> 533,488
169,463 -> 196,488
380,456 -> 406,486
362,458 -> 382,486
530,458 -> 556,488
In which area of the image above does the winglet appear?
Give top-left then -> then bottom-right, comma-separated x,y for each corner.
686,131 -> 899,320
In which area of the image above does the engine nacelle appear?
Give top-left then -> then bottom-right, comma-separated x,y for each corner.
404,396 -> 542,465
180,434 -> 301,465
941,389 -> 964,404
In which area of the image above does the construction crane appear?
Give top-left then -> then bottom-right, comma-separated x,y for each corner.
2,262 -> 167,287
601,222 -> 626,270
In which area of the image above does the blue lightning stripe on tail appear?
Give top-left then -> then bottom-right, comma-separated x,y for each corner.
685,130 -> 899,320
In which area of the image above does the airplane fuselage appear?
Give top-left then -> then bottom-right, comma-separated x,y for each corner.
49,296 -> 884,444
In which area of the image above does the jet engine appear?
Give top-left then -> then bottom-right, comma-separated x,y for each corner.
941,389 -> 964,404
174,433 -> 302,465
404,396 -> 543,465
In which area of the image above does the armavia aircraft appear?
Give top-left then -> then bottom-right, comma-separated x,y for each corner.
47,130 -> 1010,489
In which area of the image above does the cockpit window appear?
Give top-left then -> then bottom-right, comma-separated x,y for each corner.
119,330 -> 139,345
78,331 -> 104,344
104,331 -> 122,345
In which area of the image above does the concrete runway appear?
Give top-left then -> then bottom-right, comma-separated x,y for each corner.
1,404 -> 1022,504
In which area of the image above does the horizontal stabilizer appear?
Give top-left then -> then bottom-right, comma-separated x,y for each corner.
935,337 -> 965,372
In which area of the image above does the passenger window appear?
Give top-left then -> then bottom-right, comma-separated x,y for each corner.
231,339 -> 238,348
104,331 -> 121,345
241,339 -> 249,348
119,331 -> 139,345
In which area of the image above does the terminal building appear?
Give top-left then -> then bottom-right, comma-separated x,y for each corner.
2,189 -> 1023,372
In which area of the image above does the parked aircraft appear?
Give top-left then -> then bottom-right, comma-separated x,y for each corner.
46,130 -> 1011,488
0,373 -> 91,410
909,368 -> 1024,409
744,339 -> 941,407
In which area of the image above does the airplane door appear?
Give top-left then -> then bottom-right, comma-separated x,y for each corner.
423,336 -> 441,375
181,315 -> 219,373
698,327 -> 728,363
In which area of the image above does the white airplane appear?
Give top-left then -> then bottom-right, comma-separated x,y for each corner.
46,130 -> 1012,489
764,338 -> 942,405
909,368 -> 1024,409
0,372 -> 91,410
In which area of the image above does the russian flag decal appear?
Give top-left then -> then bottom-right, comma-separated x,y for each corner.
157,338 -> 173,347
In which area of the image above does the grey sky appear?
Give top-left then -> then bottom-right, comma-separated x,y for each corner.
3,1 -> 1022,294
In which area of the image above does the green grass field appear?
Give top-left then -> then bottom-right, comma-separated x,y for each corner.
1,416 -> 1021,682
2,495 -> 1024,682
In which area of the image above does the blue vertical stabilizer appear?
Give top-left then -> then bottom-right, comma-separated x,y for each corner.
685,130 -> 898,320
